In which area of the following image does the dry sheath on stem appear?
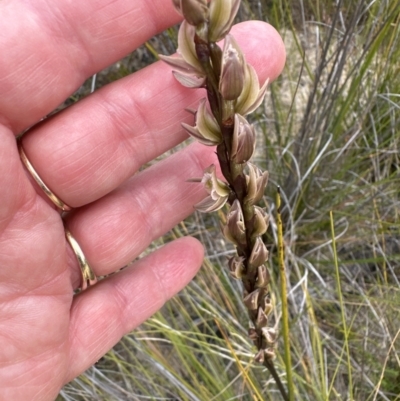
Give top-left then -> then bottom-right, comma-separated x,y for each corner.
161,1 -> 286,397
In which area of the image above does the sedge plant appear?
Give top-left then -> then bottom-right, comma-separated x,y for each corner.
160,1 -> 289,399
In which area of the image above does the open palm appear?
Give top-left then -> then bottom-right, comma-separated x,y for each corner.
0,1 -> 285,399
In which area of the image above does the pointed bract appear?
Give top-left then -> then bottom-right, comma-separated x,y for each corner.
195,194 -> 228,212
182,123 -> 220,146
159,54 -> 202,75
172,71 -> 206,88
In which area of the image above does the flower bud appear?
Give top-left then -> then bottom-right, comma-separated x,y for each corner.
208,0 -> 240,42
263,348 -> 276,361
231,114 -> 256,164
249,237 -> 269,269
243,288 -> 260,310
248,328 -> 258,342
261,295 -> 273,316
182,98 -> 222,146
256,306 -> 268,329
194,164 -> 230,212
219,35 -> 244,100
251,206 -> 269,238
255,265 -> 270,289
223,200 -> 246,246
261,327 -> 277,344
245,164 -> 269,205
254,349 -> 264,363
235,63 -> 269,116
173,0 -> 209,26
228,256 -> 245,279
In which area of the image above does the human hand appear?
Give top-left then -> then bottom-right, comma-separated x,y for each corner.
0,0 -> 285,399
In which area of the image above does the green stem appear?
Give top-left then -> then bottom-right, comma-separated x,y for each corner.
264,359 -> 290,401
277,187 -> 294,401
330,211 -> 353,400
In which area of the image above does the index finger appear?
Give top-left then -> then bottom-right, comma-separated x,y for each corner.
0,0 -> 180,133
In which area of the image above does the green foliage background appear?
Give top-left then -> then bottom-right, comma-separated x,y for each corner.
59,1 -> 400,400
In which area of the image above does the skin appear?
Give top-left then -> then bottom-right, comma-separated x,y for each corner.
0,0 -> 286,399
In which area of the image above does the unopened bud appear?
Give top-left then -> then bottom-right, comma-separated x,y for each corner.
245,164 -> 269,206
231,114 -> 256,163
243,288 -> 260,311
261,295 -> 273,316
219,35 -> 244,100
251,206 -> 269,239
263,348 -> 276,361
255,265 -> 270,289
256,307 -> 268,329
261,327 -> 277,344
248,327 -> 258,342
254,349 -> 265,363
223,200 -> 246,246
173,0 -> 209,26
182,98 -> 222,146
249,237 -> 269,268
228,256 -> 245,279
194,164 -> 229,212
